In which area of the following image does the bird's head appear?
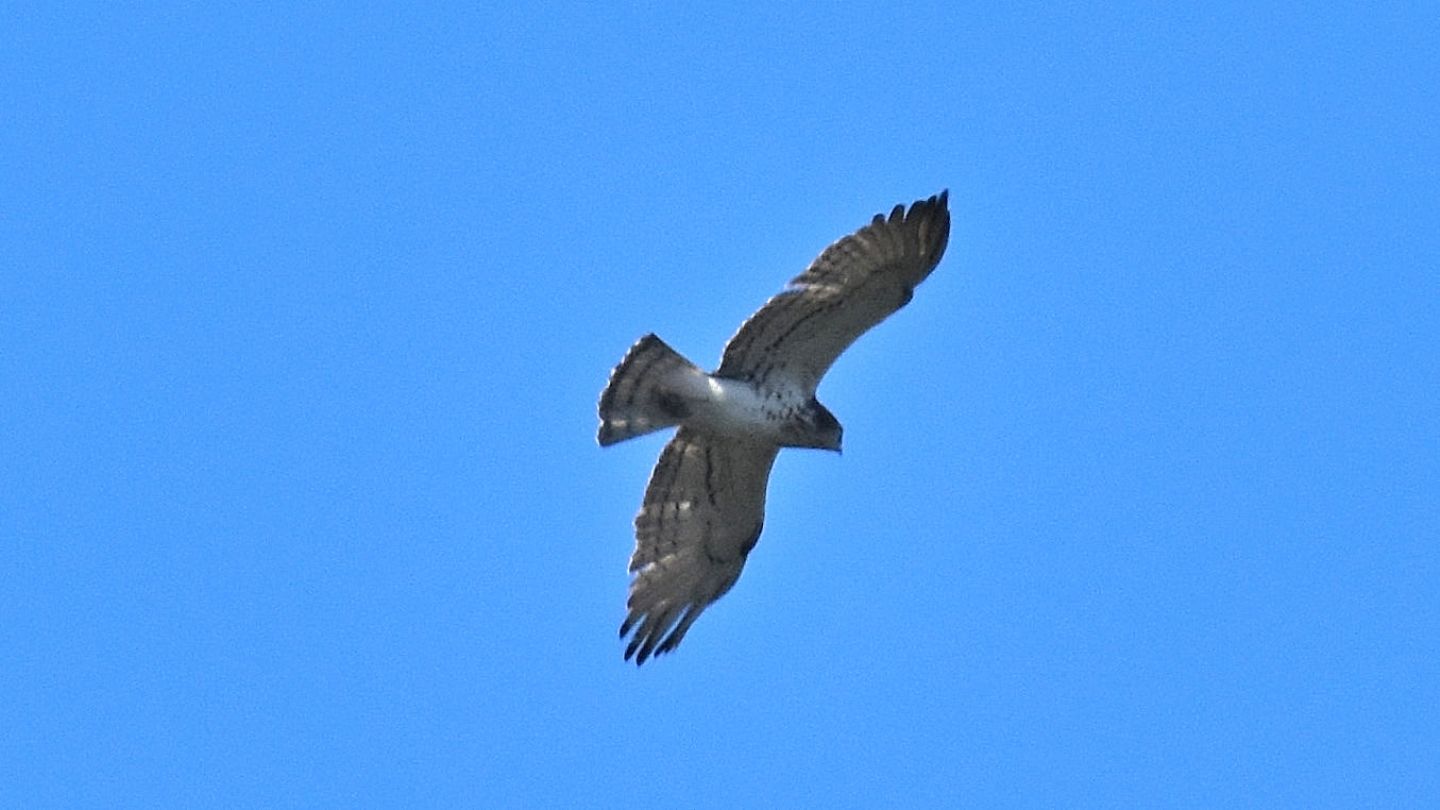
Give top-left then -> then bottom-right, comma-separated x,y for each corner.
787,399 -> 843,453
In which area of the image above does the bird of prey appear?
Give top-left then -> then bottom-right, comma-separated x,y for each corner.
597,191 -> 951,664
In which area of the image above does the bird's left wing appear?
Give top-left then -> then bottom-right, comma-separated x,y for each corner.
621,427 -> 780,664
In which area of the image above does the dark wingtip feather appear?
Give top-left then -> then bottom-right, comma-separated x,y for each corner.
914,189 -> 949,216
621,600 -> 702,666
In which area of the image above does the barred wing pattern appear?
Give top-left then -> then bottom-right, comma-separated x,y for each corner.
717,191 -> 950,392
621,427 -> 780,664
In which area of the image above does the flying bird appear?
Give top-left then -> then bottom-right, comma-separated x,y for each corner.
598,191 -> 951,664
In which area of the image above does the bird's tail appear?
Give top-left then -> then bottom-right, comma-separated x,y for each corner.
597,334 -> 702,446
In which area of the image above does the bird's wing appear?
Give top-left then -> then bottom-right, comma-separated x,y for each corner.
716,191 -> 950,393
621,427 -> 780,664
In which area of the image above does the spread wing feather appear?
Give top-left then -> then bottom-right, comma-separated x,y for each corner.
717,191 -> 950,392
621,427 -> 779,664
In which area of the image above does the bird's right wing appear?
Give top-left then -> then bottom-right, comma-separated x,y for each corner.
716,191 -> 950,393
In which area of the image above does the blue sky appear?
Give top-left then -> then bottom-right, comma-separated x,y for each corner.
4,2 -> 1437,806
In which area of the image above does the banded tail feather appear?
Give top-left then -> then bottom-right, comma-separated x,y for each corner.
597,334 -> 702,446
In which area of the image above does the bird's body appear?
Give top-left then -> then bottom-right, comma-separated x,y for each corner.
673,376 -> 820,446
598,334 -> 839,452
598,191 -> 951,664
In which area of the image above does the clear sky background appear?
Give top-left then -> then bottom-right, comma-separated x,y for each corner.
4,3 -> 1437,807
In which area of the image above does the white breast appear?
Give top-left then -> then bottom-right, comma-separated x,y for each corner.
671,373 -> 808,442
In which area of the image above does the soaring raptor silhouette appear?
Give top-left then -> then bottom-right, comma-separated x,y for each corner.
598,191 -> 951,664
